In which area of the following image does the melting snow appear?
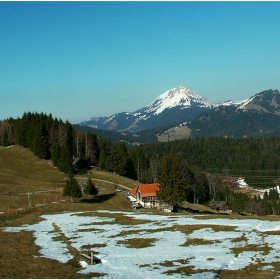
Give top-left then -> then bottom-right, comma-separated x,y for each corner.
3,210 -> 280,278
236,178 -> 280,199
236,178 -> 249,188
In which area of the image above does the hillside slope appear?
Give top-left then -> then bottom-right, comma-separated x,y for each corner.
189,89 -> 280,138
0,145 -> 65,193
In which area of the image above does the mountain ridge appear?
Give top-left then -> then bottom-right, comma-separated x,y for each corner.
189,89 -> 280,138
79,85 -> 249,132
76,87 -> 280,142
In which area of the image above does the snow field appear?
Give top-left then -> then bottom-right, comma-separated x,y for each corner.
3,210 -> 280,278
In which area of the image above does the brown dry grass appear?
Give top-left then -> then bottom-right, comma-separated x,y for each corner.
157,126 -> 191,142
0,187 -> 132,278
181,237 -> 217,246
1,145 -> 280,278
117,237 -> 158,248
0,145 -> 135,278
0,146 -> 65,191
0,230 -> 92,279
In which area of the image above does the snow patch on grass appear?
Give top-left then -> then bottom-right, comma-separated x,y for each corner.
3,210 -> 280,278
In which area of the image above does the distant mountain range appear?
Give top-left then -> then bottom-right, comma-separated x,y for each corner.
78,86 -> 280,140
78,85 -> 247,132
189,89 -> 280,138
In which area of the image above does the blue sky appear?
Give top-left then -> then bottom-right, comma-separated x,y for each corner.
1,1 -> 280,124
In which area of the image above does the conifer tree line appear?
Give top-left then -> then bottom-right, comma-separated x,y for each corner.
156,154 -> 210,211
142,137 -> 280,172
0,112 -> 209,205
0,113 -> 154,181
0,112 -> 136,176
142,136 -> 280,186
2,112 -> 280,215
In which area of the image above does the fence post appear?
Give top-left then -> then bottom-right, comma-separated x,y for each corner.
28,191 -> 31,208
91,252 -> 93,265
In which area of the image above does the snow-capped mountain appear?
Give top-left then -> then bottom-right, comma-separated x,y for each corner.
189,89 -> 280,138
218,99 -> 249,108
145,85 -> 216,115
78,85 -> 250,132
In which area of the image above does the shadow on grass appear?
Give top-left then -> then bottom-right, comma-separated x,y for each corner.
178,206 -> 218,215
80,192 -> 116,204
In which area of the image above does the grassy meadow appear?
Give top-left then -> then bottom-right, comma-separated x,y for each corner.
157,126 -> 192,142
1,145 -> 280,279
0,145 -> 137,278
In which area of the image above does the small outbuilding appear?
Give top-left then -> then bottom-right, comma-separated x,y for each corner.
72,158 -> 90,173
208,200 -> 231,212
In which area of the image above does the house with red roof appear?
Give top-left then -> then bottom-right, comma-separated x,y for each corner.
130,183 -> 159,208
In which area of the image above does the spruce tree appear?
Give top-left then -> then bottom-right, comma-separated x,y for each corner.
157,154 -> 186,211
84,178 -> 99,198
63,172 -> 82,200
58,146 -> 73,174
107,141 -> 128,176
63,176 -> 71,197
99,149 -> 107,169
51,143 -> 60,167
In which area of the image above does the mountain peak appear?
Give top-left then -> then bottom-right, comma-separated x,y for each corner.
146,85 -> 215,115
79,86 -> 279,134
241,89 -> 280,113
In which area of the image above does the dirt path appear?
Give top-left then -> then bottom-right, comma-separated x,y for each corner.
77,177 -> 132,191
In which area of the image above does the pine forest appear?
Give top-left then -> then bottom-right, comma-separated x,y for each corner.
1,112 -> 280,215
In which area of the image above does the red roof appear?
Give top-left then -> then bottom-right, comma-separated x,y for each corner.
137,183 -> 159,197
130,186 -> 137,197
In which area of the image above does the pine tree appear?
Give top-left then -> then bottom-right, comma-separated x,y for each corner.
63,172 -> 82,200
107,141 -> 128,176
33,123 -> 50,159
84,178 -> 99,198
1,128 -> 8,146
58,146 -> 73,174
268,188 -> 279,201
232,193 -> 250,214
86,132 -> 99,165
183,163 -> 210,204
157,154 -> 186,212
51,143 -> 60,167
263,191 -> 269,201
99,149 -> 107,169
129,144 -> 149,183
63,176 -> 71,197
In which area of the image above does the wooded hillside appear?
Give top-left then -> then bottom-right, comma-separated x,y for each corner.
2,112 -> 280,215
